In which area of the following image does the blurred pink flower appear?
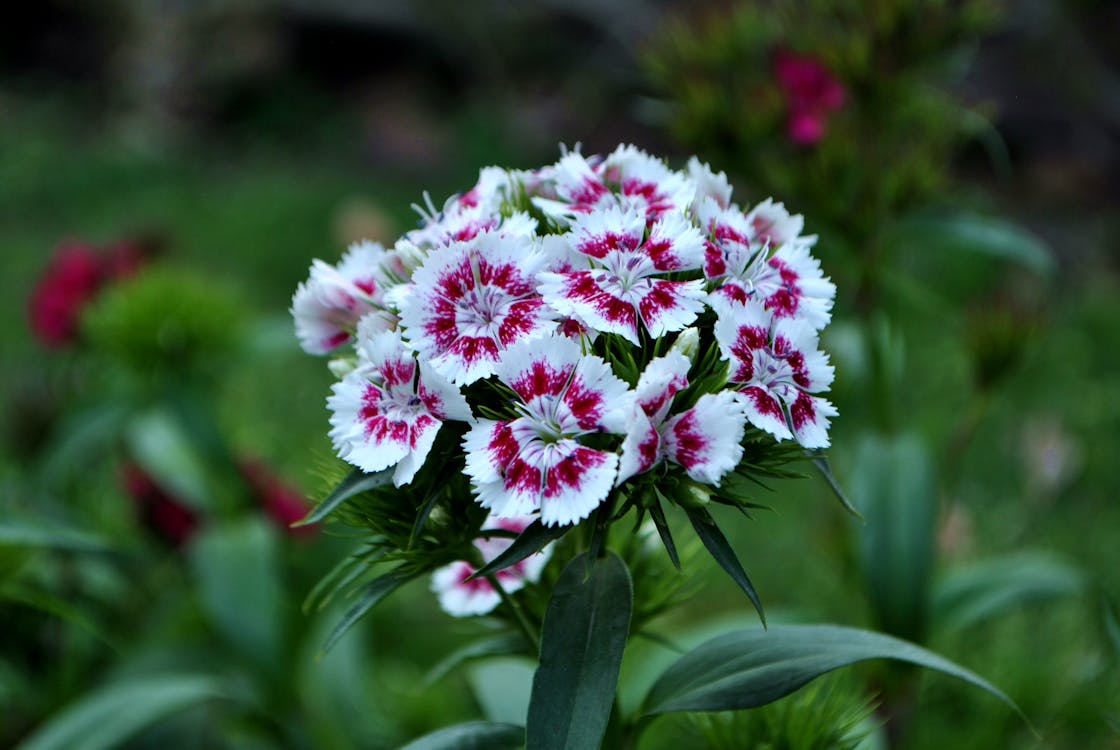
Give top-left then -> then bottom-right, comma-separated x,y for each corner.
121,463 -> 201,548
28,238 -> 155,348
773,49 -> 846,146
239,458 -> 315,537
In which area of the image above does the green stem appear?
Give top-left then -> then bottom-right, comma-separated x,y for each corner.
486,573 -> 539,653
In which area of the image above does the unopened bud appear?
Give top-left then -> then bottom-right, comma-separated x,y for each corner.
328,356 -> 359,378
671,328 -> 700,363
675,480 -> 711,509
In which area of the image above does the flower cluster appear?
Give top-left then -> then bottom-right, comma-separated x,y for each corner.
294,145 -> 836,610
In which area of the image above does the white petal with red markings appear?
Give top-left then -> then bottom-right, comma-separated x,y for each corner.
400,231 -> 554,385
663,392 -> 748,484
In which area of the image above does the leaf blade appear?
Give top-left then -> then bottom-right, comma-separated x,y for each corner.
296,467 -> 395,527
641,624 -> 1021,719
684,506 -> 765,626
526,552 -> 633,750
16,674 -> 229,750
470,520 -> 569,581
399,721 -> 524,750
321,567 -> 416,654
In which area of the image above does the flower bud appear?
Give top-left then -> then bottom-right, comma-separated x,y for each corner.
674,480 -> 711,509
670,327 -> 700,364
328,356 -> 358,378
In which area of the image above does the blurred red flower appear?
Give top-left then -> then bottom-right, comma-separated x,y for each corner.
121,462 -> 202,548
239,458 -> 315,537
28,238 -> 155,348
773,49 -> 846,146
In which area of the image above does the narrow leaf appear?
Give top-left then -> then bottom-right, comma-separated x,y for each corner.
16,674 -> 229,750
0,521 -> 110,553
526,552 -> 633,750
684,506 -> 765,626
322,567 -> 415,654
470,520 -> 569,581
423,633 -> 531,688
399,721 -> 524,750
850,432 -> 936,642
409,485 -> 444,548
641,624 -> 1021,719
648,492 -> 681,570
933,553 -> 1085,633
296,468 -> 394,527
809,456 -> 863,520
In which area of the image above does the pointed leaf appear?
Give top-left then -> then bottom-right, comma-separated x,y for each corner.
409,485 -> 444,547
850,432 -> 936,641
399,721 -> 524,750
16,674 -> 229,750
322,567 -> 416,654
810,456 -> 863,520
0,521 -> 110,553
470,520 -> 569,581
648,493 -> 681,570
189,518 -> 283,668
684,506 -> 765,626
526,552 -> 633,750
295,467 -> 394,527
641,624 -> 1021,718
423,633 -> 531,688
933,553 -> 1085,633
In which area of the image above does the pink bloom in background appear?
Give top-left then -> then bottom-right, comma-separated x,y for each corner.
29,238 -> 155,348
431,514 -> 553,617
773,49 -> 846,146
239,458 -> 315,537
120,463 -> 201,548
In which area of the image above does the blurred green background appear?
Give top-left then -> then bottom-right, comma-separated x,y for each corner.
2,1 -> 1118,748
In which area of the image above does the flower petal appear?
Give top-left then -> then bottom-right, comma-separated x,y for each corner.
664,392 -> 747,484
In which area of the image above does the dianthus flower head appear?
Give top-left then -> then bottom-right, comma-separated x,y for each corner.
295,144 -> 839,534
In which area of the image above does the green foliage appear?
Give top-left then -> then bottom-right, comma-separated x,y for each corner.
646,0 -> 1001,242
652,675 -> 875,750
849,432 -> 937,643
14,674 -> 232,750
640,624 -> 1018,718
399,721 -> 525,750
527,552 -> 633,750
81,267 -> 243,384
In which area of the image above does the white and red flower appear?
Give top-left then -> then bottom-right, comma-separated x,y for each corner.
463,334 -> 632,526
400,230 -> 555,385
715,301 -> 836,448
328,327 -> 471,485
617,352 -> 748,485
533,145 -> 694,225
538,206 -> 707,345
292,241 -> 397,355
430,514 -> 553,617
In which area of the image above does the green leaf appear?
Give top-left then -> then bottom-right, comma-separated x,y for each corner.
850,432 -> 936,641
684,506 -> 765,626
470,520 -> 569,581
0,521 -> 110,553
15,674 -> 229,750
809,456 -> 863,520
423,633 -> 531,688
399,722 -> 524,750
322,567 -> 416,654
526,552 -> 633,750
648,493 -> 681,570
189,518 -> 284,669
933,553 -> 1085,633
125,409 -> 213,511
887,212 -> 1055,276
641,624 -> 1020,718
296,467 -> 395,527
